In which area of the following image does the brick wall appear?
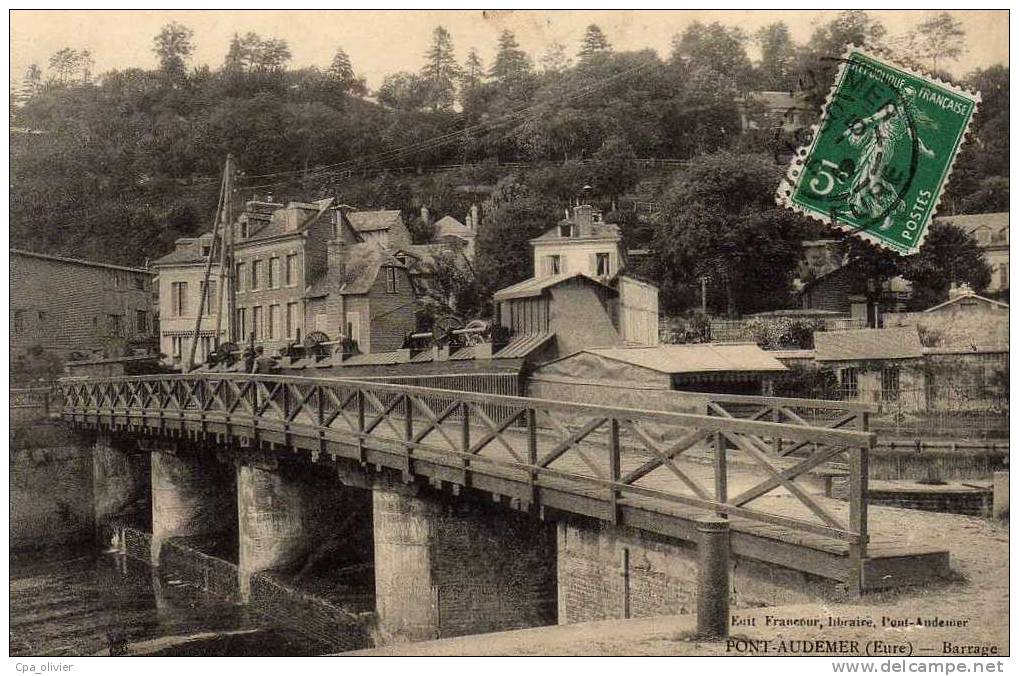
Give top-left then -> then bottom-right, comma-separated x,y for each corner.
557,519 -> 846,625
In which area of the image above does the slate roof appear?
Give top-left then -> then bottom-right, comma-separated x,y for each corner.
346,210 -> 404,233
493,272 -> 616,301
814,327 -> 924,362
11,248 -> 152,274
581,343 -> 787,374
244,199 -> 332,242
306,243 -> 406,298
532,221 -> 620,242
150,248 -> 207,266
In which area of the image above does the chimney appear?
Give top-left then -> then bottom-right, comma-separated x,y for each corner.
420,205 -> 430,226
470,203 -> 479,230
574,204 -> 593,237
949,282 -> 973,299
465,212 -> 473,230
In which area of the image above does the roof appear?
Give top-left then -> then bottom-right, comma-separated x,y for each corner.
346,210 -> 404,233
493,272 -> 616,302
433,215 -> 474,240
492,331 -> 555,359
306,243 -> 405,298
558,343 -> 787,374
10,248 -> 152,274
244,198 -> 333,242
532,221 -> 620,242
814,327 -> 923,362
151,248 -> 207,266
924,292 -> 1009,313
937,212 -> 1008,232
745,90 -> 810,111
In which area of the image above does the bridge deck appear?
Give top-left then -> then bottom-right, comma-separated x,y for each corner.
61,374 -> 950,591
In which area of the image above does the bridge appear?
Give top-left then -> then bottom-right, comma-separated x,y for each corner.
56,373 -> 950,642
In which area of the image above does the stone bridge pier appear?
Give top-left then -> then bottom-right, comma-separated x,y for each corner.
150,446 -> 236,566
372,478 -> 558,643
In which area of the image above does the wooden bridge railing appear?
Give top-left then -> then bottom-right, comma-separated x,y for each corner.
60,374 -> 876,586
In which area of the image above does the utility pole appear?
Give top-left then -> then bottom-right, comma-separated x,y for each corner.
700,276 -> 708,315
185,157 -> 227,372
213,154 -> 235,345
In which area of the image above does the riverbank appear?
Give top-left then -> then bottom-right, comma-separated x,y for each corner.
348,506 -> 1008,656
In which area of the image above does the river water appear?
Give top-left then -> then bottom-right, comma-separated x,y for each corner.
10,544 -> 338,657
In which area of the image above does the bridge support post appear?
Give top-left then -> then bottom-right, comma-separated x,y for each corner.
372,479 -> 556,644
696,517 -> 730,638
236,458 -> 373,603
93,433 -> 149,532
150,449 -> 234,567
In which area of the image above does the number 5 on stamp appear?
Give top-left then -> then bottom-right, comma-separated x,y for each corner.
777,46 -> 980,256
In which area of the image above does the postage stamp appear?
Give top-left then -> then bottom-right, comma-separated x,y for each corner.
777,46 -> 980,255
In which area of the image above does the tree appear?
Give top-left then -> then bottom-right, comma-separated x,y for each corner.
541,41 -> 571,74
489,30 -> 532,85
650,151 -> 809,315
475,195 -> 557,301
153,22 -> 194,79
376,71 -> 430,110
798,11 -> 886,106
901,222 -> 992,309
21,64 -> 42,100
578,25 -> 611,61
461,48 -> 484,87
755,23 -> 796,90
328,48 -> 367,96
421,26 -> 461,111
907,12 -> 967,72
671,22 -> 752,90
78,49 -> 95,84
48,48 -> 82,84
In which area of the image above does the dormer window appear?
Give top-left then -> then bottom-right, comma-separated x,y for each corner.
545,255 -> 561,276
559,223 -> 573,238
201,245 -> 211,256
596,252 -> 611,276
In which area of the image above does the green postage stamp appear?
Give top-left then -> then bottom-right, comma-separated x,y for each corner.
777,46 -> 980,255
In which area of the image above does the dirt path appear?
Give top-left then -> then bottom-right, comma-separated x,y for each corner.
348,507 -> 1008,656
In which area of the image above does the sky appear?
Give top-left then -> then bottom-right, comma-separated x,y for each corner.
9,10 -> 1009,89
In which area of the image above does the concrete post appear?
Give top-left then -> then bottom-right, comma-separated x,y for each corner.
993,471 -> 1009,519
236,462 -> 310,601
696,517 -> 730,638
150,449 -> 233,567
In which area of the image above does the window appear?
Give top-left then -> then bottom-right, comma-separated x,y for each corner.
237,308 -> 248,341
881,367 -> 900,402
11,309 -> 25,335
252,306 -> 264,340
841,368 -> 859,399
201,245 -> 211,257
345,311 -> 360,347
386,266 -> 398,293
269,258 -> 281,288
136,310 -> 148,334
251,260 -> 263,289
285,254 -> 297,286
201,280 -> 217,314
236,262 -> 246,292
108,314 -> 123,336
545,255 -> 561,276
596,252 -> 611,276
134,276 -> 145,291
113,272 -> 122,287
1000,263 -> 1009,289
171,281 -> 189,317
286,302 -> 298,340
268,305 -> 279,340
559,223 -> 573,237
172,336 -> 183,361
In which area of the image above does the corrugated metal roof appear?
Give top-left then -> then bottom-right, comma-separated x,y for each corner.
814,327 -> 923,361
582,343 -> 787,374
492,332 -> 555,359
341,350 -> 407,366
449,345 -> 479,361
493,272 -> 616,301
409,350 -> 435,363
12,248 -> 153,274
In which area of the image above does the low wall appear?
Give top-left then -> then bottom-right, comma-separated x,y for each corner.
557,519 -> 846,625
10,422 -> 94,551
250,572 -> 370,651
867,487 -> 992,517
870,443 -> 1008,481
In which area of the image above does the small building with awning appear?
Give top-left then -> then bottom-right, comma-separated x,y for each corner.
527,343 -> 788,410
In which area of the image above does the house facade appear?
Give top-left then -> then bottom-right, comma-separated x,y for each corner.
152,199 -> 418,366
883,285 -> 1009,349
10,249 -> 156,364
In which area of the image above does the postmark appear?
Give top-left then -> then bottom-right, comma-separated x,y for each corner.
776,46 -> 980,255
